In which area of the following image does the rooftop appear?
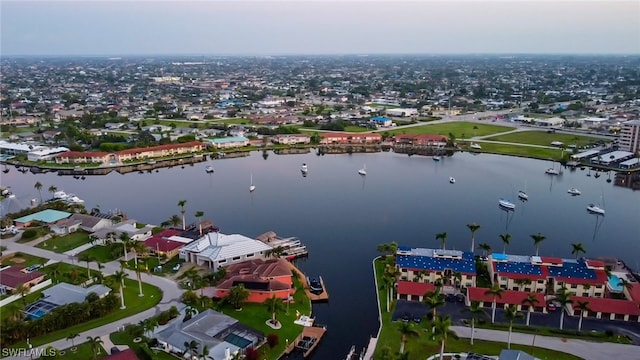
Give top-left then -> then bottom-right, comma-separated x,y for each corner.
14,209 -> 71,224
397,280 -> 436,297
468,287 -> 545,307
0,265 -> 45,289
396,246 -> 476,274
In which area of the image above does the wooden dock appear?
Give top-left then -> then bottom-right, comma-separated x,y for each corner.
286,262 -> 329,302
284,325 -> 327,358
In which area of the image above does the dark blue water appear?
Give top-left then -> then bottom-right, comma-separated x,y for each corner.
2,151 -> 639,357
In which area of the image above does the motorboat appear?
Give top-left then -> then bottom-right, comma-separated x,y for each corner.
205,165 -> 214,174
449,177 -> 456,184
249,174 -> 256,192
470,143 -> 482,150
587,204 -> 605,215
517,191 -> 528,201
358,164 -> 366,176
53,190 -> 69,200
65,194 -> 85,204
498,199 -> 516,210
301,163 -> 308,174
568,188 -> 581,196
432,155 -> 442,162
545,168 -> 560,175
307,276 -> 324,295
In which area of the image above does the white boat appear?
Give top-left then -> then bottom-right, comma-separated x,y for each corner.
449,177 -> 456,184
65,194 -> 85,204
470,143 -> 482,150
545,168 -> 560,175
498,199 -> 516,210
587,204 -> 605,215
301,163 -> 308,174
205,165 -> 214,174
568,188 -> 581,196
432,155 -> 442,162
249,174 -> 256,192
517,191 -> 528,200
53,190 -> 70,200
358,164 -> 366,176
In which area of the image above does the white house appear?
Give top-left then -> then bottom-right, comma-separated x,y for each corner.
386,108 -> 418,117
271,134 -> 311,145
179,232 -> 273,270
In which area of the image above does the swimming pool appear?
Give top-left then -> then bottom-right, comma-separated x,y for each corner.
224,333 -> 252,348
608,274 -> 622,292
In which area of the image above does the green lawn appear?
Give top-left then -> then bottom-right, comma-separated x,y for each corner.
386,122 -> 513,138
44,342 -> 107,359
124,256 -> 184,276
111,331 -> 181,360
372,259 -> 582,360
485,131 -> 606,147
470,142 -> 564,161
11,277 -> 162,348
40,263 -> 100,286
36,232 -> 92,253
0,252 -> 48,267
343,126 -> 373,133
210,118 -> 252,125
77,243 -> 124,263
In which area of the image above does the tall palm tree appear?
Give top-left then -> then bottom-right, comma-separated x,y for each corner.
199,344 -> 212,360
397,321 -> 419,354
113,270 -> 129,309
555,287 -> 573,330
34,181 -> 43,204
184,267 -> 200,291
435,232 -> 448,250
13,283 -> 31,307
66,333 -> 79,348
131,241 -> 147,268
478,243 -> 492,257
119,232 -> 131,261
170,214 -> 181,228
461,301 -> 487,345
485,284 -> 504,323
195,210 -> 204,235
78,253 -> 94,278
522,293 -> 539,326
178,200 -> 187,230
376,242 -> 398,258
466,223 -> 481,253
384,264 -> 401,309
499,233 -> 511,253
531,232 -> 546,256
576,300 -> 591,332
434,315 -> 457,360
86,336 -> 104,360
48,185 -> 57,199
571,242 -> 586,259
264,295 -> 284,325
423,288 -> 445,339
380,273 -> 394,313
504,305 -> 523,349
135,261 -> 145,297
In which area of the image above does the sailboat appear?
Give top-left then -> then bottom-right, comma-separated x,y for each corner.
517,181 -> 528,201
249,174 -> 256,192
358,164 -> 366,176
301,163 -> 308,174
587,193 -> 605,215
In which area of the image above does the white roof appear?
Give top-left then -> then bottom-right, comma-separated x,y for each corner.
0,141 -> 45,152
594,150 -> 634,163
620,157 -> 640,166
28,147 -> 70,156
183,232 -> 272,262
167,235 -> 195,244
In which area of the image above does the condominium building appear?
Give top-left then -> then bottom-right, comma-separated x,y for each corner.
619,119 -> 640,154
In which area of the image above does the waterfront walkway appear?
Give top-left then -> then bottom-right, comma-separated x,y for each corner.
451,326 -> 640,360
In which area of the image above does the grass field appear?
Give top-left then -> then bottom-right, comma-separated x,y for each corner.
0,252 -> 48,267
44,342 -> 107,359
78,243 -> 124,263
372,259 -> 583,360
485,130 -> 605,147
111,331 -> 179,360
386,122 -> 513,138
36,232 -> 92,253
469,142 -> 564,161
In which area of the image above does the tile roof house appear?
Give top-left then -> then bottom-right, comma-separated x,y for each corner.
0,265 -> 46,292
103,349 -> 140,360
179,232 -> 273,270
216,258 -> 294,302
144,229 -> 193,259
569,295 -> 640,322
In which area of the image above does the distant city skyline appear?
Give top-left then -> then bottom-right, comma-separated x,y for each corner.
1,1 -> 639,56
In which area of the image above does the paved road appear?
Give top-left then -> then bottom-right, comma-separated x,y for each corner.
1,234 -> 185,359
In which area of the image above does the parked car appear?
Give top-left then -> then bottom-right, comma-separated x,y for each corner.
547,301 -> 557,311
172,263 -> 181,272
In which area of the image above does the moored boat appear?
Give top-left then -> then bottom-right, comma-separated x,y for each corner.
449,177 -> 456,184
432,155 -> 442,162
517,191 -> 528,201
545,168 -> 560,175
205,165 -> 214,174
301,163 -> 308,174
307,276 -> 324,295
568,188 -> 581,196
587,204 -> 605,215
498,198 -> 516,210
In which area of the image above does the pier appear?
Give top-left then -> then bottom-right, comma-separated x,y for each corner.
284,325 -> 327,358
256,231 -> 308,260
285,261 -> 329,302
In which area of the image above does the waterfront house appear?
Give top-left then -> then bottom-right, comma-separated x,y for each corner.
271,134 -> 311,145
208,136 -> 250,149
14,209 -> 71,228
318,132 -> 382,145
393,134 -> 448,147
90,219 -> 154,243
0,265 -> 46,295
179,232 -> 273,270
55,150 -> 110,165
395,247 -> 477,301
215,258 -> 294,302
115,141 -> 204,162
143,228 -> 193,259
567,295 -> 640,322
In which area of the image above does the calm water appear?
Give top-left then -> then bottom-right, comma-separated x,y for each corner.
2,151 -> 639,357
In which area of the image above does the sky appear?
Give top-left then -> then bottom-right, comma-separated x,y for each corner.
1,0 -> 639,56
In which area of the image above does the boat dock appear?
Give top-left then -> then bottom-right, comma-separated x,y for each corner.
284,325 -> 327,358
256,231 -> 308,260
286,262 -> 329,302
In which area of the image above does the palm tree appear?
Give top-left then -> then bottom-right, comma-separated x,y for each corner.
460,301 -> 487,345
131,241 -> 147,268
384,264 -> 401,310
119,232 -> 131,261
86,336 -> 104,360
571,242 -> 586,259
113,270 -> 129,309
555,287 -> 573,330
184,268 -> 200,290
140,318 -> 158,338
227,284 -> 250,310
434,315 -> 457,360
423,288 -> 445,339
264,295 -> 284,325
397,321 -> 419,354
195,210 -> 204,235
199,344 -> 212,360
48,185 -> 57,199
576,300 -> 591,332
170,214 -> 181,228
134,261 -> 146,297
34,181 -> 43,204
183,340 -> 199,359
66,333 -> 79,348
78,253 -> 94,278
466,223 -> 481,253
380,274 -> 394,313
499,233 -> 511,253
504,305 -> 523,349
522,293 -> 539,326
178,199 -> 187,230
478,243 -> 492,257
531,232 -> 546,256
485,284 -> 504,323
13,283 -> 31,307
435,232 -> 448,250
376,242 -> 398,258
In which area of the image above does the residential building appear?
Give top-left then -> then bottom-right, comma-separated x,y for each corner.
27,146 -> 70,161
216,258 -> 294,302
318,132 -> 382,145
271,134 -> 311,145
50,213 -> 112,235
619,119 -> 640,154
144,228 -> 193,259
54,151 -> 110,165
103,349 -> 140,360
467,287 -> 547,313
208,136 -> 250,149
179,232 -> 273,270
386,108 -> 418,117
0,265 -> 46,294
370,116 -> 392,127
393,134 -> 448,147
24,282 -> 111,319
91,219 -> 154,242
14,209 -> 71,228
55,142 -> 204,164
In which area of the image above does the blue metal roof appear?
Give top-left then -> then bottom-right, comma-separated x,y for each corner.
371,116 -> 390,122
495,261 -> 543,276
210,136 -> 249,144
396,247 -> 476,274
15,209 -> 71,224
547,260 -> 597,280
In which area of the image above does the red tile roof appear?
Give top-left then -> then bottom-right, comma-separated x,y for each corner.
116,141 -> 203,155
628,283 -> 640,304
540,257 -> 563,265
224,258 -> 292,279
319,132 -> 381,139
57,151 -> 109,158
104,349 -> 140,360
585,260 -> 606,268
217,276 -> 291,292
397,281 -> 435,296
468,287 -> 545,307
0,265 -> 46,289
571,296 -> 640,316
144,229 -> 184,253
